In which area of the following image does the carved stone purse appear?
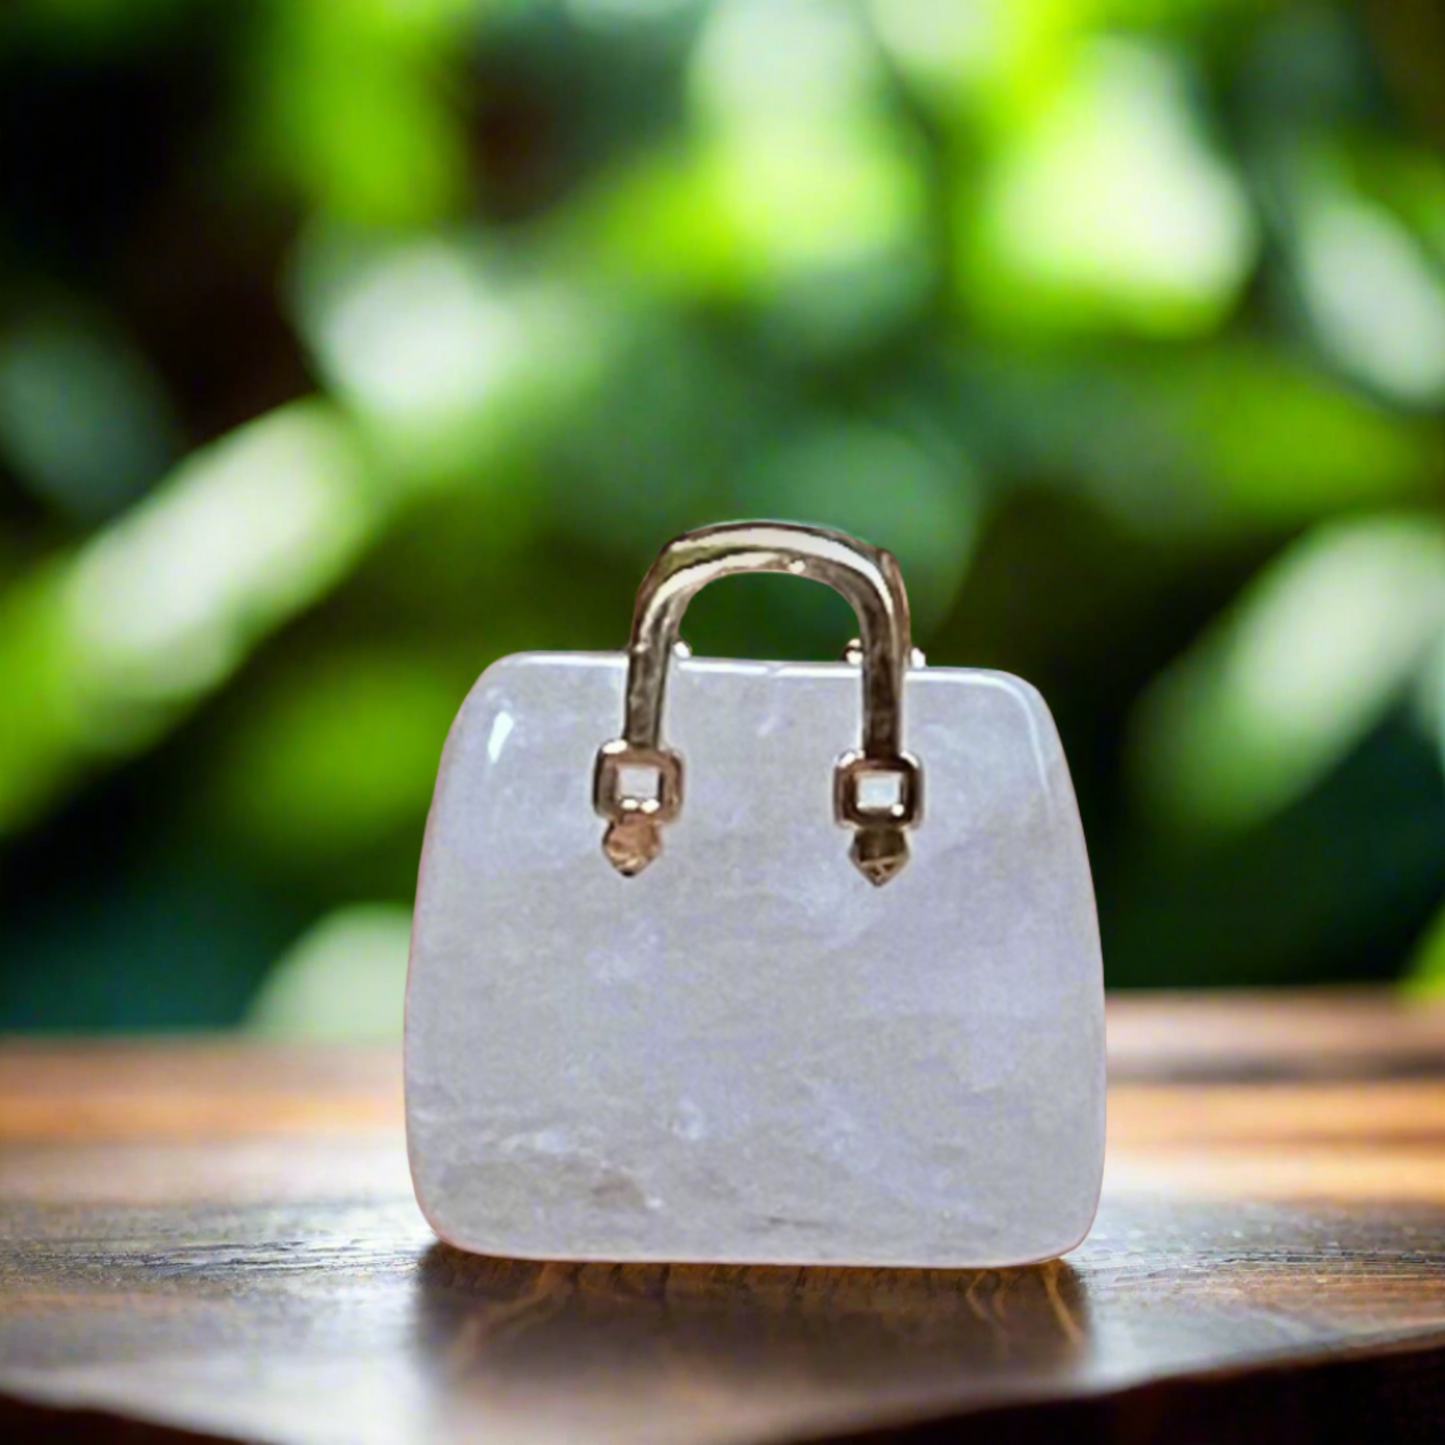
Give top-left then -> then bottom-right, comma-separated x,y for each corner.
406,521 -> 1105,1267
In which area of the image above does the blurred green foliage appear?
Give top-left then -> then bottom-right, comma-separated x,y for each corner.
4,0 -> 1445,1032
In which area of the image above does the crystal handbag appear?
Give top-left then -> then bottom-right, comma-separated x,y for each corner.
406,521 -> 1105,1267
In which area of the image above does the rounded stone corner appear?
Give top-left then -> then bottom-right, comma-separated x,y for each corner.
996,1206 -> 1101,1271
454,651 -> 623,734
1054,1193 -> 1103,1261
406,1163 -> 453,1248
971,667 -> 1053,722
456,650 -> 543,716
406,1164 -> 550,1262
1049,1150 -> 1106,1262
404,1125 -> 478,1257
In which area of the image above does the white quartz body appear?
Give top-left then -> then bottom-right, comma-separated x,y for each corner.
406,653 -> 1105,1267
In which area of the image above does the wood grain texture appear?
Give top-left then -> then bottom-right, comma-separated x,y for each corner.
2,991 -> 1445,1443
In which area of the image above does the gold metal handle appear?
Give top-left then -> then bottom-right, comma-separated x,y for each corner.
593,521 -> 923,884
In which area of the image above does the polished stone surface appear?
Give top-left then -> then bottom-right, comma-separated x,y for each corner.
406,654 -> 1105,1267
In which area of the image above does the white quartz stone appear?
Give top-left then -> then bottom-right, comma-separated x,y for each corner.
405,653 -> 1105,1267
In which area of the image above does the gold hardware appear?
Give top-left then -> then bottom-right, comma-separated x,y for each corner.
593,521 -> 923,884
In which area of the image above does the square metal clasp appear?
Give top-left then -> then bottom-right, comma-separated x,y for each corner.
833,750 -> 923,829
593,740 -> 684,825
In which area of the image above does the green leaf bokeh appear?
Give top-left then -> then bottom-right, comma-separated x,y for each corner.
4,0 -> 1445,1032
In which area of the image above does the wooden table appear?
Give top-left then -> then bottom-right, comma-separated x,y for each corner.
3,991 -> 1444,1443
